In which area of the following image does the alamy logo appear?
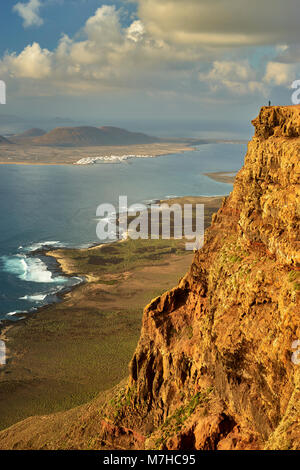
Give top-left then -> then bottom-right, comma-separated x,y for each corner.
0,80 -> 6,104
96,196 -> 204,251
291,80 -> 300,105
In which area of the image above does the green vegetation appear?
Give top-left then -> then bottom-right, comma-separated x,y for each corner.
287,270 -> 300,292
155,388 -> 213,449
228,255 -> 243,263
58,238 -> 187,277
187,325 -> 193,339
288,270 -> 299,282
108,386 -> 137,420
0,236 -> 194,431
218,240 -> 249,266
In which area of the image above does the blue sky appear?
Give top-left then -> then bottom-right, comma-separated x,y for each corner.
0,1 -> 299,138
0,1 -> 136,55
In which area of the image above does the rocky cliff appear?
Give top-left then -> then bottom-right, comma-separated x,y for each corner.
0,106 -> 299,450
109,105 -> 300,450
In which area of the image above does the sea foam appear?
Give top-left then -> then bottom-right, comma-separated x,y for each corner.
2,254 -> 68,284
5,310 -> 22,316
20,293 -> 48,301
19,241 -> 65,252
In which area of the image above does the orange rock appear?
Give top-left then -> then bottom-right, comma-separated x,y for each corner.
128,106 -> 300,450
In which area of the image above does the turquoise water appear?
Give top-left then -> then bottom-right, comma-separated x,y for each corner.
0,143 -> 246,320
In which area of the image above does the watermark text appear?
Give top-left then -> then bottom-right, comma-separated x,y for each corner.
96,196 -> 204,251
291,80 -> 300,105
0,80 -> 6,104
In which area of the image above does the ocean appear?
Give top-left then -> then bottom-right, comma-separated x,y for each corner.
0,143 -> 247,320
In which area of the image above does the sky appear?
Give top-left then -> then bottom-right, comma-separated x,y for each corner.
0,0 -> 300,138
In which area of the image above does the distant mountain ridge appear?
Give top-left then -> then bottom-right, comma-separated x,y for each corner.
12,128 -> 47,139
29,126 -> 159,147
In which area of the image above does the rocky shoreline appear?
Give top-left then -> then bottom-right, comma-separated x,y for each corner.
0,195 -> 224,431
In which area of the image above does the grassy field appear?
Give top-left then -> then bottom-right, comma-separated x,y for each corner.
0,239 -> 192,430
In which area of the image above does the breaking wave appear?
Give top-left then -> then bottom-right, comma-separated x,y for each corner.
18,241 -> 65,252
2,254 -> 69,284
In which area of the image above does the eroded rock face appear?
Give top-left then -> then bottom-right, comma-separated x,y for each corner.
125,106 -> 300,450
252,106 -> 300,139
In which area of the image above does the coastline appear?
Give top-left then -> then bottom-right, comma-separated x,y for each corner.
204,170 -> 237,184
0,194 -> 226,327
0,141 -> 196,165
0,192 -> 229,332
0,139 -> 246,166
0,194 -> 225,430
0,161 -> 70,166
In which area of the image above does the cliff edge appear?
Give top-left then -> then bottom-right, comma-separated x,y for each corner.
125,106 -> 300,450
0,106 -> 299,450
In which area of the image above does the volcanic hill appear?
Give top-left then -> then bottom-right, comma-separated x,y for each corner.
29,126 -> 158,147
11,128 -> 47,141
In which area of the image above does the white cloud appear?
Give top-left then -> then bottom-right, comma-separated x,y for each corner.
263,45 -> 300,87
199,60 -> 266,95
273,44 -> 300,64
1,5 -> 210,95
13,0 -> 43,28
126,21 -> 145,43
202,61 -> 256,82
264,62 -> 297,86
1,43 -> 52,79
136,0 -> 300,46
1,2 -> 299,102
84,5 -> 122,44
